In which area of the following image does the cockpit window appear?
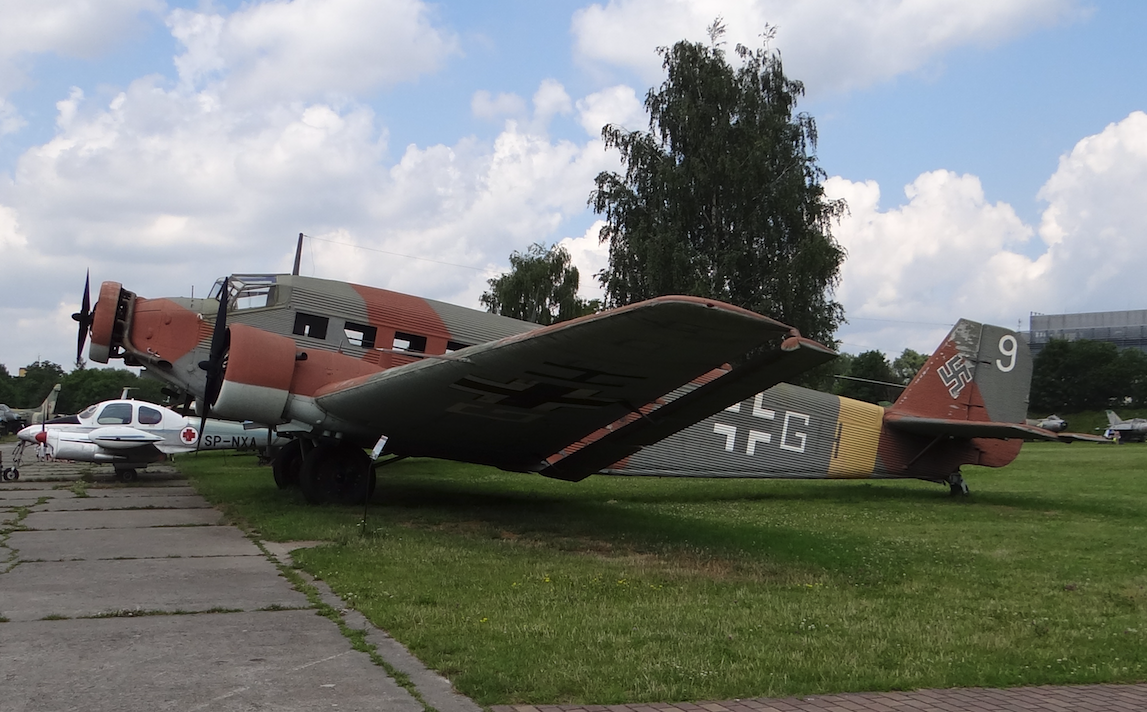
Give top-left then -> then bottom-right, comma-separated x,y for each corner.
138,406 -> 163,425
78,404 -> 98,420
96,403 -> 133,425
209,275 -> 278,311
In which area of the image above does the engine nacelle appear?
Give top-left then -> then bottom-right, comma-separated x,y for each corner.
48,436 -> 125,463
213,324 -> 297,424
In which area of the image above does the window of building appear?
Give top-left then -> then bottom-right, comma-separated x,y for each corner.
293,313 -> 329,340
344,321 -> 378,349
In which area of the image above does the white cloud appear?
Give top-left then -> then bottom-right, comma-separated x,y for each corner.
559,221 -> 610,303
0,0 -> 162,95
168,0 -> 460,103
572,0 -> 1084,95
472,90 -> 528,122
576,85 -> 647,137
825,111 -> 1147,356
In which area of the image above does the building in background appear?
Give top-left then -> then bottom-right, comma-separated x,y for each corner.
1023,310 -> 1147,358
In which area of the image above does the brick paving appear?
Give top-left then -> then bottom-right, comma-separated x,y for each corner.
491,683 -> 1147,712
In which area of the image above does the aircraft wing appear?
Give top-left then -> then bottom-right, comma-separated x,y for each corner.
1055,431 -> 1109,443
314,296 -> 833,478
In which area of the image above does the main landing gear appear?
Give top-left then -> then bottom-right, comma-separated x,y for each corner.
114,466 -> 138,482
273,439 -> 376,506
946,472 -> 969,496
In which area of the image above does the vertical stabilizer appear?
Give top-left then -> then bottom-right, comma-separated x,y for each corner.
1106,410 -> 1123,426
887,319 -> 1032,424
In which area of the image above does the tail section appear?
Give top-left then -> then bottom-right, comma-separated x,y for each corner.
1106,410 -> 1123,426
35,384 -> 62,423
888,319 -> 1031,425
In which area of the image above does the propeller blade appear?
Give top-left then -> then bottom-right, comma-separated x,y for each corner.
196,283 -> 230,452
72,271 -> 92,366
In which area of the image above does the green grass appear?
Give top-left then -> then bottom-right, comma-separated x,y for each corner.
178,445 -> 1147,704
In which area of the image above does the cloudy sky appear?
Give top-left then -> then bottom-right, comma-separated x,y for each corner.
0,0 -> 1144,374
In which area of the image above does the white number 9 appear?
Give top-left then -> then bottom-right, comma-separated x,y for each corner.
996,335 -> 1017,373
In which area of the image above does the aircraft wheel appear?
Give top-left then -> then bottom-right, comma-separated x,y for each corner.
299,443 -> 371,506
116,468 -> 138,483
2,467 -> 17,482
272,439 -> 303,489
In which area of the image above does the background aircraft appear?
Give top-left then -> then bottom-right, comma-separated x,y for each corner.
0,383 -> 61,434
1026,414 -> 1067,432
1103,410 -> 1147,442
71,272 -> 1094,503
15,398 -> 284,481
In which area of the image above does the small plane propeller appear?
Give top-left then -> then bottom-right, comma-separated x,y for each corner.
71,271 -> 93,366
195,283 -> 230,450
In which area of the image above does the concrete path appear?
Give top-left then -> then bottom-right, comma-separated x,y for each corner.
0,445 -> 480,712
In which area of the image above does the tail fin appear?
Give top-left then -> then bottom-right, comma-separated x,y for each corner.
887,319 -> 1031,425
1106,410 -> 1123,426
36,384 -> 61,423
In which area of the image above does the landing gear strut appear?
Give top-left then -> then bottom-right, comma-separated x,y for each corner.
299,442 -> 375,506
947,472 -> 969,496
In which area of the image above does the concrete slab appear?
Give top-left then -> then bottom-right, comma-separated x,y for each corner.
85,485 -> 200,497
23,508 -> 223,530
0,497 -> 45,509
40,494 -> 213,511
0,556 -> 309,621
8,525 -> 261,561
0,484 -> 74,497
2,610 -> 424,712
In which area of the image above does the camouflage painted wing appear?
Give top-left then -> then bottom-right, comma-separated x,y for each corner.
312,296 -> 832,476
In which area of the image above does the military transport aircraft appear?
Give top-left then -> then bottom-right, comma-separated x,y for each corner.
0,383 -> 61,434
14,397 -> 285,481
1103,410 -> 1147,442
69,272 -> 1093,504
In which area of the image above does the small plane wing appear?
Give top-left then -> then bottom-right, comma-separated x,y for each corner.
314,296 -> 831,476
1054,431 -> 1109,444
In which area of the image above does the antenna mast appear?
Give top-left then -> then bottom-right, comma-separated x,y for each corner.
292,233 -> 304,276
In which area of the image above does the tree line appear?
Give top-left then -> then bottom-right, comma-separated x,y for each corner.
0,361 -> 167,418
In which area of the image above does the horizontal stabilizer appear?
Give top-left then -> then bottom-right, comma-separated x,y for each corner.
884,412 -> 1059,441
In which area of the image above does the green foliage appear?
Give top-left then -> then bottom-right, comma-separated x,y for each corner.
480,242 -> 598,325
0,360 -> 168,415
590,23 -> 846,345
892,348 -> 927,385
1030,339 -> 1147,412
182,444 -> 1147,703
836,350 -> 897,404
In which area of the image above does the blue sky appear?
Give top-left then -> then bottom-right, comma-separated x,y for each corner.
0,0 -> 1144,371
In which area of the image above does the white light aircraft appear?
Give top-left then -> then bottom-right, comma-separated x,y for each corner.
14,399 -> 284,481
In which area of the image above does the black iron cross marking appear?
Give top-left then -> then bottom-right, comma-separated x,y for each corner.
525,362 -> 645,388
452,376 -> 618,411
832,422 -> 844,459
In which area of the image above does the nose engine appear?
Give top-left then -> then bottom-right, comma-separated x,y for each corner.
88,281 -> 135,364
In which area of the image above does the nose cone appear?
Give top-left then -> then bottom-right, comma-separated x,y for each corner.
16,425 -> 40,443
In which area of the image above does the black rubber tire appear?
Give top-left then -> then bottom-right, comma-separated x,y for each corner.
272,439 -> 303,489
2,468 -> 17,482
116,468 -> 138,482
299,444 -> 371,506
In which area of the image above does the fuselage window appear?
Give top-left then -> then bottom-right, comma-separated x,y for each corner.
393,332 -> 427,353
78,404 -> 98,420
344,322 -> 378,349
96,403 -> 133,425
138,406 -> 163,425
293,313 -> 330,340
445,340 -> 471,354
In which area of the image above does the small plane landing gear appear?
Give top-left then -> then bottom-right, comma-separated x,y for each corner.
115,467 -> 138,482
947,472 -> 969,496
299,442 -> 374,505
272,439 -> 303,489
2,467 -> 18,481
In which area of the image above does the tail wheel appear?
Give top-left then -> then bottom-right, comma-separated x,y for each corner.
299,443 -> 373,506
272,439 -> 303,489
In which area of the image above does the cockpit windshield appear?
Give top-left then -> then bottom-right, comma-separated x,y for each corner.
208,275 -> 279,311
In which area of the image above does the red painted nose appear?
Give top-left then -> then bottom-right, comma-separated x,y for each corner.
35,431 -> 47,444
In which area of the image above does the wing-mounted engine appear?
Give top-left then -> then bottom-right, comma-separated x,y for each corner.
212,324 -> 297,425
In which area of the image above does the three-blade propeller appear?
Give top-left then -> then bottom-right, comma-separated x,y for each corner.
195,283 -> 230,450
71,271 -> 92,367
